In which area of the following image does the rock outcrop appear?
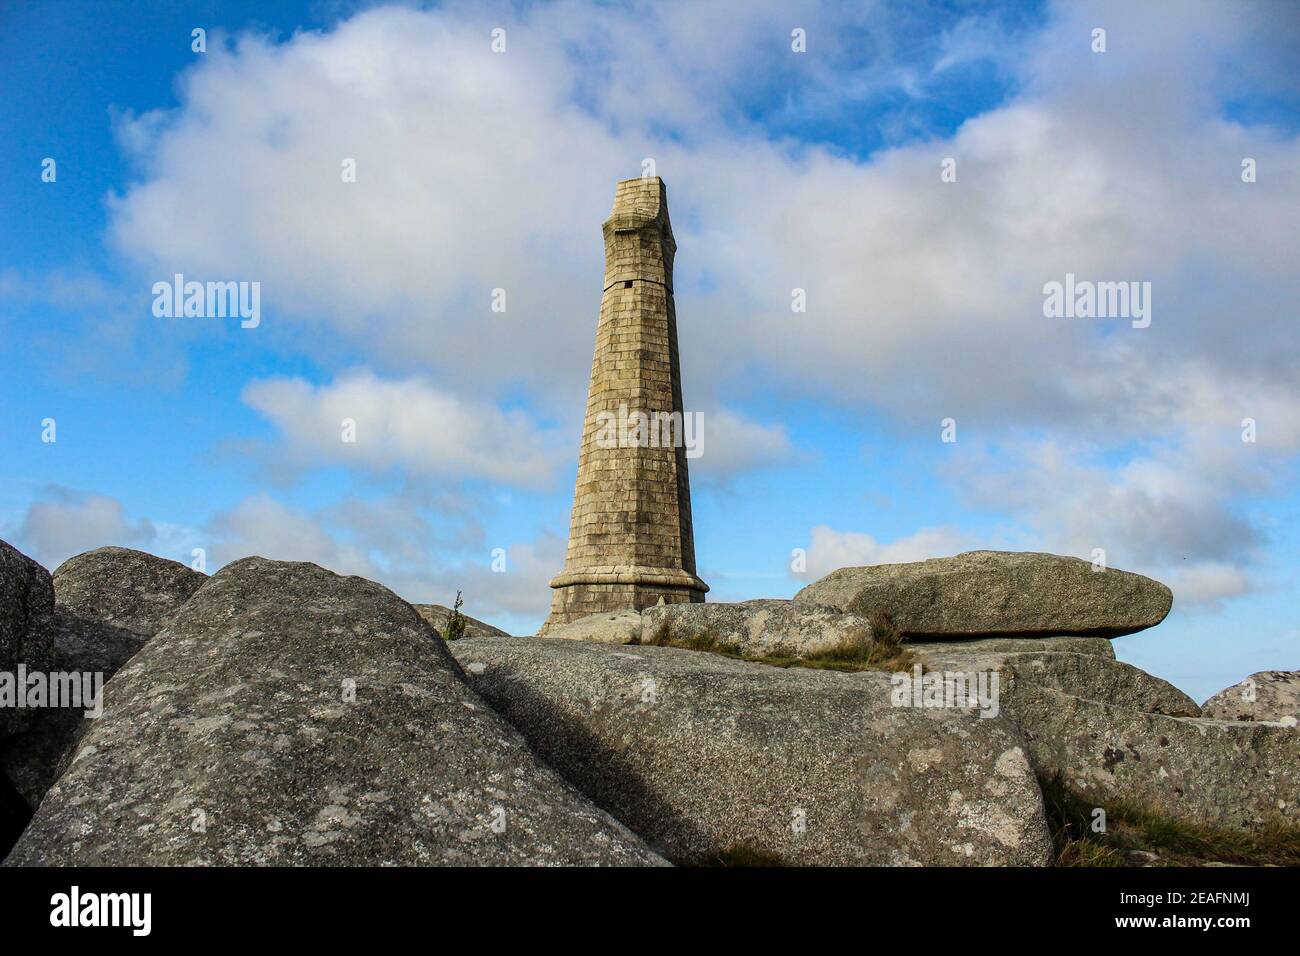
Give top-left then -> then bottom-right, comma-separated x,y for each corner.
0,540 -> 54,740
1003,683 -> 1298,830
1002,654 -> 1198,717
449,636 -> 1053,866
1201,671 -> 1299,725
53,546 -> 207,640
910,647 -> 1199,718
910,636 -> 1115,660
5,559 -> 665,867
795,550 -> 1172,638
545,600 -> 877,658
1,547 -> 207,806
413,603 -> 510,640
543,608 -> 643,645
640,599 -> 873,658
4,533 -> 1288,866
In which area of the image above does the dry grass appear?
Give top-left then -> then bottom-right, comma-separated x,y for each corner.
1041,772 -> 1300,867
707,844 -> 787,867
641,607 -> 915,674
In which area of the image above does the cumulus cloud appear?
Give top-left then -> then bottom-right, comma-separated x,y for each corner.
10,487 -> 558,629
242,371 -> 564,486
801,524 -> 971,581
426,534 -> 564,621
202,493 -> 563,626
90,0 -> 1300,608
206,494 -> 374,575
950,435 -> 1275,607
800,501 -> 1258,611
105,1 -> 1300,431
1162,563 -> 1252,610
13,487 -> 157,569
691,406 -> 796,482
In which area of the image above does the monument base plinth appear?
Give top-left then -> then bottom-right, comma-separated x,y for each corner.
540,565 -> 708,633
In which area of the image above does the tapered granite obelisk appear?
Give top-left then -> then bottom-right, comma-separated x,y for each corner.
542,177 -> 708,631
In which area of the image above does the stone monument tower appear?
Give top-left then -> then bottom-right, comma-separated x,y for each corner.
542,177 -> 708,631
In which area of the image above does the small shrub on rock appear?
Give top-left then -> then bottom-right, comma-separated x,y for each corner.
444,591 -> 467,642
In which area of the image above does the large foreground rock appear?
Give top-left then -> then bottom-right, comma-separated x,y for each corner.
795,550 -> 1172,638
449,636 -> 1053,866
0,540 -> 54,739
1201,671 -> 1299,725
907,643 -> 1290,831
5,559 -> 664,866
1004,682 -> 1298,829
1,547 -> 206,806
640,599 -> 873,658
414,603 -> 509,640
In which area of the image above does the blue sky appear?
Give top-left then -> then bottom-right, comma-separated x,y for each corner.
2,0 -> 1298,701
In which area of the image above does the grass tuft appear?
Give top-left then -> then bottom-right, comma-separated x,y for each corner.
1041,772 -> 1300,867
707,844 -> 787,867
641,608 -> 915,674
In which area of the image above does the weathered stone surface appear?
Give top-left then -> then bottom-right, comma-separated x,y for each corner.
0,710 -> 76,810
1003,683 -> 1299,829
544,609 -> 643,645
1202,671 -> 1300,725
640,599 -> 873,658
0,540 -> 55,740
413,603 -> 510,640
543,178 -> 707,630
910,636 -> 1116,660
449,636 -> 1053,866
910,646 -> 1198,718
795,550 -> 1172,638
2,547 -> 207,806
998,655 -> 1198,717
52,546 -> 206,639
4,559 -> 665,866
2,609 -> 149,806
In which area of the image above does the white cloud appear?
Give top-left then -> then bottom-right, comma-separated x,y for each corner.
802,524 -> 971,581
203,493 -> 563,628
428,534 -> 564,622
10,487 -> 556,631
206,494 -> 375,576
692,406 -> 796,481
103,1 -> 1300,431
950,434 -> 1274,606
87,0 -> 1300,611
1163,562 -> 1253,610
14,488 -> 157,569
242,371 -> 564,486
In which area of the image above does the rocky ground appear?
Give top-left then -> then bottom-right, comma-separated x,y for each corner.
1,539 -> 1295,866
